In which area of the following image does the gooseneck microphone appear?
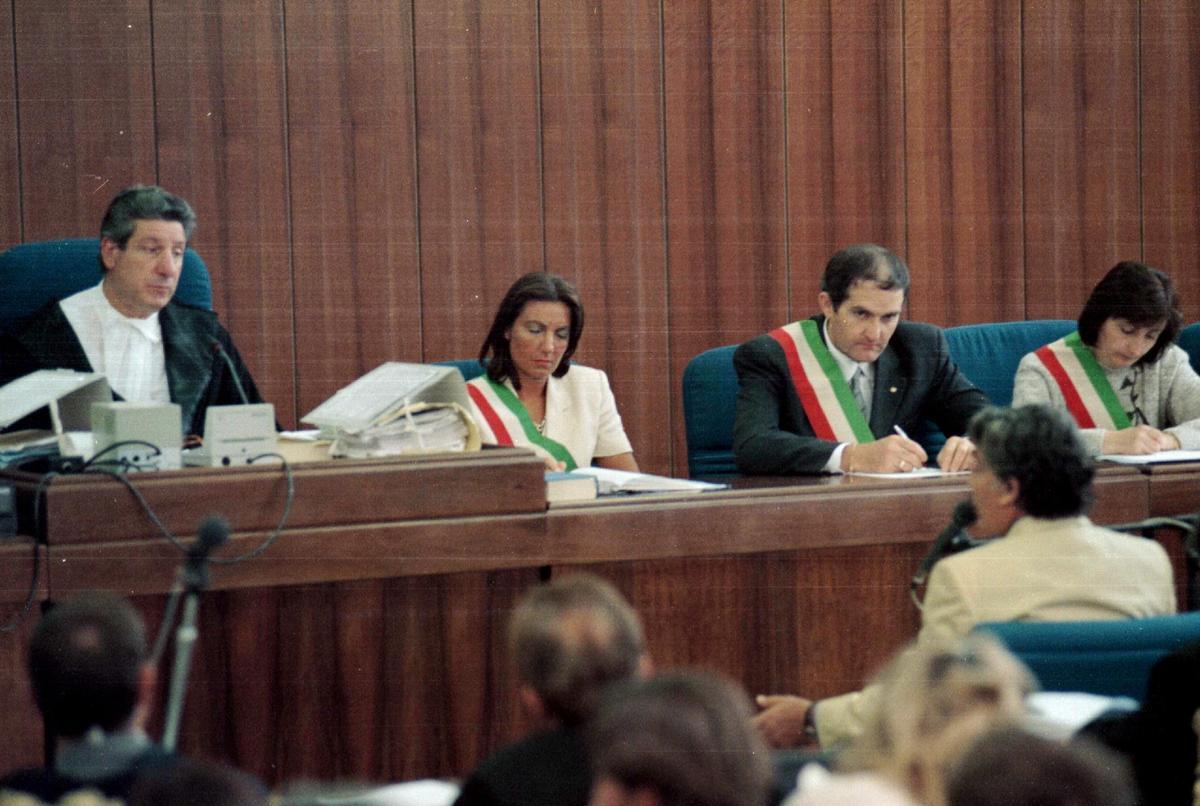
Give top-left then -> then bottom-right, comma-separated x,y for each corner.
911,500 -> 979,594
209,339 -> 250,404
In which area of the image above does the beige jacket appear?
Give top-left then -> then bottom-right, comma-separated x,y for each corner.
814,516 -> 1176,747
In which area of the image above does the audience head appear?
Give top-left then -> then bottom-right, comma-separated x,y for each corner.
588,670 -> 772,806
1078,261 -> 1182,367
100,185 -> 197,250
947,726 -> 1135,806
480,271 -> 585,389
965,405 -> 1094,533
28,591 -> 151,739
842,634 -> 1035,806
127,759 -> 267,806
509,573 -> 646,727
820,244 -> 910,309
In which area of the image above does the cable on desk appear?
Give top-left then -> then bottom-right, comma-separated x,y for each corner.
0,537 -> 43,633
0,470 -> 62,633
211,453 -> 294,565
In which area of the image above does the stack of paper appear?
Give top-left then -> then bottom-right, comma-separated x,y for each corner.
331,403 -> 475,459
573,467 -> 726,495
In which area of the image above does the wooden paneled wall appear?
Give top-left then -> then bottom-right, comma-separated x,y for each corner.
2,1 -> 1198,476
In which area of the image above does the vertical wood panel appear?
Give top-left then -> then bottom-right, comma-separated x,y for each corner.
285,2 -> 423,418
904,2 -> 1024,326
1023,0 -> 1140,319
664,1 -> 787,473
13,0 -> 156,239
1142,1 -> 1200,321
786,0 -> 906,315
153,1 -> 297,427
540,1 -> 671,475
414,2 -> 543,363
0,0 -> 20,246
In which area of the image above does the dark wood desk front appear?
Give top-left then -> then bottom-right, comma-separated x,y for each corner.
0,459 -> 1163,785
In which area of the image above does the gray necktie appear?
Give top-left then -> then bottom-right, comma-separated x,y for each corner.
851,366 -> 870,420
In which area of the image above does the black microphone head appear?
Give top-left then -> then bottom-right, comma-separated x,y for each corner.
194,515 -> 230,555
952,499 -> 978,527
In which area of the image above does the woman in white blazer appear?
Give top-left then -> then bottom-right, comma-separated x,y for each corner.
465,272 -> 637,473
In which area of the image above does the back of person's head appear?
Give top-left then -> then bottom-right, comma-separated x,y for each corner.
509,573 -> 644,726
100,185 -> 197,249
29,592 -> 148,739
821,244 -> 910,308
844,634 -> 1036,806
947,727 -> 1135,806
588,670 -> 772,806
1078,260 -> 1182,365
966,404 -> 1095,518
127,759 -> 267,806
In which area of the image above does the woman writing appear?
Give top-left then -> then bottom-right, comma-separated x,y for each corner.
466,272 -> 638,472
1013,261 -> 1200,455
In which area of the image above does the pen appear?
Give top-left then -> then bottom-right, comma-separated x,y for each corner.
893,425 -> 910,440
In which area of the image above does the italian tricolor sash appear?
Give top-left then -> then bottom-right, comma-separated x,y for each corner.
466,378 -> 578,470
769,320 -> 874,444
1033,331 -> 1131,430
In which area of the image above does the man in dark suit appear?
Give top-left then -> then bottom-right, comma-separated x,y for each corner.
733,243 -> 988,475
0,185 -> 262,439
0,592 -> 179,801
454,573 -> 651,806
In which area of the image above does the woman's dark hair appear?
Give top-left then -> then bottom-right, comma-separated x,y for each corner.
1077,261 -> 1182,365
479,272 -> 584,389
967,405 -> 1094,519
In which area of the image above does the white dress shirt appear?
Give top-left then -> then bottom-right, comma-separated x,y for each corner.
58,282 -> 170,405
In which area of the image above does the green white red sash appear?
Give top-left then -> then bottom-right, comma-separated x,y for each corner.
466,378 -> 578,470
1033,331 -> 1131,430
768,320 -> 874,444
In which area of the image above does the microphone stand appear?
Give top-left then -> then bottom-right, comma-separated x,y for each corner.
161,518 -> 227,751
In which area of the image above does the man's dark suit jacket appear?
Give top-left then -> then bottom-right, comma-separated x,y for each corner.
0,298 -> 263,437
454,726 -> 591,806
732,316 -> 989,475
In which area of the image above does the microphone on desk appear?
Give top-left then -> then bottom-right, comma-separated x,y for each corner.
209,339 -> 250,404
911,500 -> 978,595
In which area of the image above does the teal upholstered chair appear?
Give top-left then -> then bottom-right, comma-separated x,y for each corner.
681,344 -> 739,478
1178,322 -> 1200,374
944,319 -> 1077,407
975,612 -> 1200,702
434,358 -> 486,383
0,238 -> 212,334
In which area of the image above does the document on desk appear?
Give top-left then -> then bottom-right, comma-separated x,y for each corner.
572,467 -> 727,495
849,467 -> 967,479
302,362 -> 470,434
1098,449 -> 1200,464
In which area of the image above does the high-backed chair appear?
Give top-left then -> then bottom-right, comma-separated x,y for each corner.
1178,323 -> 1200,375
975,612 -> 1200,702
681,344 -> 739,478
944,319 -> 1076,406
0,238 -> 213,334
434,358 -> 486,383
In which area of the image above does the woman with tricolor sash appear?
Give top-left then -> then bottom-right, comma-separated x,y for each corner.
1013,261 -> 1200,456
465,272 -> 638,473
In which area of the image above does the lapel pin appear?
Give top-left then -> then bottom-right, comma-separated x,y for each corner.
889,386 -> 897,393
